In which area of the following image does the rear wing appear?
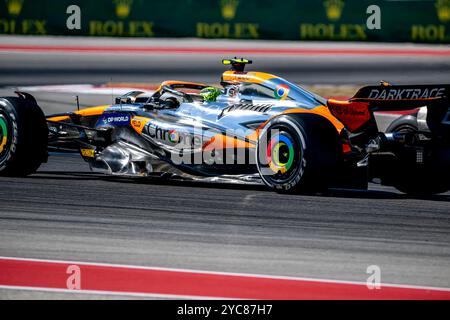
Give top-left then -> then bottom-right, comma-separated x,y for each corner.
351,84 -> 450,111
328,84 -> 450,132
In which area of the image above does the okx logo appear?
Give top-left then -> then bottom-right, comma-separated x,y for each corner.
323,0 -> 345,21
5,0 -> 23,16
436,0 -> 450,23
114,0 -> 133,19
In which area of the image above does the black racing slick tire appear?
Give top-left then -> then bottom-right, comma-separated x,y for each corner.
0,96 -> 48,176
388,120 -> 449,196
385,114 -> 418,134
256,114 -> 342,194
393,168 -> 450,196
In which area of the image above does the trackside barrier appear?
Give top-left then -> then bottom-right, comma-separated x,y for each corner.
0,0 -> 449,43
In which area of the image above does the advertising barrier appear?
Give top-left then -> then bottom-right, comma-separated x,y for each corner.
0,0 -> 449,43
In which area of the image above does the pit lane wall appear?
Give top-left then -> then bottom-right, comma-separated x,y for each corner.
0,0 -> 449,43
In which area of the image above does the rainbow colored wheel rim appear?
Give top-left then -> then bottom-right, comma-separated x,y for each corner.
267,133 -> 295,175
274,84 -> 290,100
0,116 -> 8,155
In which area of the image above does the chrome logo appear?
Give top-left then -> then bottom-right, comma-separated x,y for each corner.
274,84 -> 290,100
168,130 -> 180,143
267,133 -> 294,174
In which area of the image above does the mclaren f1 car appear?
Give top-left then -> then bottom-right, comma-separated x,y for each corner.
1,58 -> 449,195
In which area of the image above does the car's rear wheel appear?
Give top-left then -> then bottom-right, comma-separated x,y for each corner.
393,167 -> 449,196
256,114 -> 341,193
0,96 -> 48,176
388,120 -> 449,196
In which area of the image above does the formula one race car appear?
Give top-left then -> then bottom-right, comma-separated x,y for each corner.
1,58 -> 449,195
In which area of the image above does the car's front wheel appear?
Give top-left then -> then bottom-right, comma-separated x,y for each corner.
0,95 -> 48,176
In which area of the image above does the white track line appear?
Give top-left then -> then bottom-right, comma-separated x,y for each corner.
0,285 -> 229,300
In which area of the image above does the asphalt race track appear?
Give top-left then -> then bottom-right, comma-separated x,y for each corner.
1,154 -> 450,298
0,37 -> 449,299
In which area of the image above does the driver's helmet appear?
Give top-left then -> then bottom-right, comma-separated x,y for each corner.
226,85 -> 240,98
200,87 -> 222,102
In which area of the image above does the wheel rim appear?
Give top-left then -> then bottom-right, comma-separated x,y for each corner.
267,132 -> 295,175
0,114 -> 10,162
258,124 -> 302,185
